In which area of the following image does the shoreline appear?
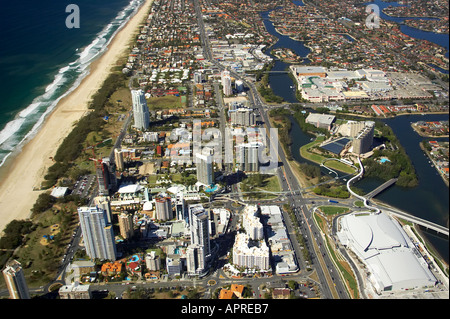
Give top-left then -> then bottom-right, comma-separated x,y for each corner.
0,0 -> 154,235
418,141 -> 450,188
410,122 -> 449,138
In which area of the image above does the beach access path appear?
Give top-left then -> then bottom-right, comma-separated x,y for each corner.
0,0 -> 154,234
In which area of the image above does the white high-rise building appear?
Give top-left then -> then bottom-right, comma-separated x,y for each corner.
175,193 -> 187,222
131,89 -> 150,130
194,72 -> 203,84
232,233 -> 270,270
145,251 -> 161,271
188,204 -> 210,275
235,80 -> 244,93
222,74 -> 233,96
186,244 -> 206,275
195,153 -> 214,186
93,196 -> 113,224
78,206 -> 117,261
352,121 -> 375,155
189,204 -> 210,257
242,205 -> 264,240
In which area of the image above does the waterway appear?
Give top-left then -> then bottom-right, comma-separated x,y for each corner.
288,110 -> 450,265
260,2 -> 450,263
261,9 -> 310,103
363,0 -> 449,60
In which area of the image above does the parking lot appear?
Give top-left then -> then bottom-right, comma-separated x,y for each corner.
72,175 -> 96,198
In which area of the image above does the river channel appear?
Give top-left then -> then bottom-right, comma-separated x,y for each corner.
261,1 -> 449,263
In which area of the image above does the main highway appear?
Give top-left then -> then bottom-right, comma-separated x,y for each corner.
246,77 -> 348,299
192,0 -> 349,299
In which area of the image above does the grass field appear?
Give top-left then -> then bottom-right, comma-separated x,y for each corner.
147,95 -> 185,110
299,136 -> 356,174
11,206 -> 79,288
318,206 -> 350,215
241,174 -> 281,200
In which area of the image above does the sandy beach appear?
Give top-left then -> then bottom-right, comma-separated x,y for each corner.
0,0 -> 153,234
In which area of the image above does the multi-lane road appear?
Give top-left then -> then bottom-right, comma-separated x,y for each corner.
191,0 -> 349,298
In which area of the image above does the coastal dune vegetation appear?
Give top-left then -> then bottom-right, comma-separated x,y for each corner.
43,73 -> 128,189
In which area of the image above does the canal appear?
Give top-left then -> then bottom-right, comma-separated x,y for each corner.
261,2 -> 449,263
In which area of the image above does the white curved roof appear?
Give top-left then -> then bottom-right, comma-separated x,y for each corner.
118,184 -> 142,194
345,213 -> 407,253
346,215 -> 373,251
375,213 -> 408,249
338,212 -> 436,292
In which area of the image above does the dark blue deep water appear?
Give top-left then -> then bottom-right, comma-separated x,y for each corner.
0,0 -> 145,166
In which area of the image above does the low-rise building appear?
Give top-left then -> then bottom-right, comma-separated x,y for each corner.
59,282 -> 92,299
305,113 -> 336,130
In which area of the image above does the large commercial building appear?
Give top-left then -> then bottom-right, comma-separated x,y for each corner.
305,113 -> 336,130
261,206 -> 298,274
131,89 -> 150,130
195,153 -> 214,186
232,233 -> 270,271
2,260 -> 30,299
352,121 -> 375,155
292,66 -> 327,78
78,206 -> 117,261
337,212 -> 436,294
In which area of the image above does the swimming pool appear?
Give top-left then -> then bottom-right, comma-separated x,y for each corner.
205,184 -> 219,193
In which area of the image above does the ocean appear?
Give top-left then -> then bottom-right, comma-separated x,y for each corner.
0,0 -> 145,168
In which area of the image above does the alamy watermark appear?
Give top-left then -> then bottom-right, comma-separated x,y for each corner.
66,4 -> 80,29
365,4 -> 380,30
159,120 -> 279,173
